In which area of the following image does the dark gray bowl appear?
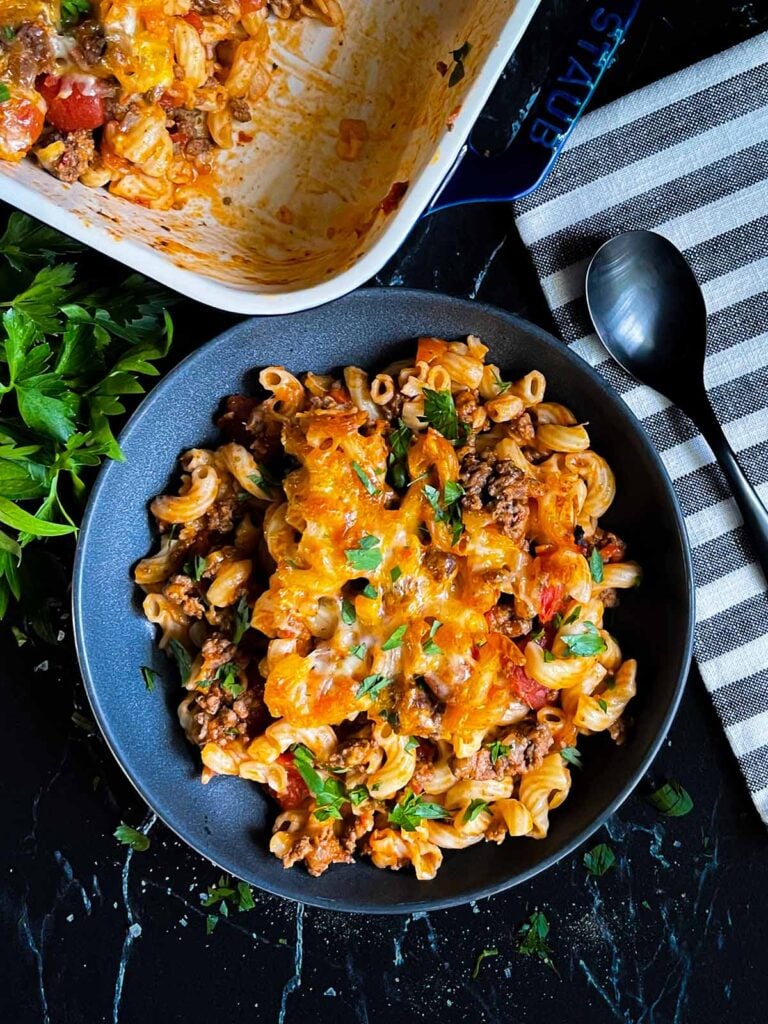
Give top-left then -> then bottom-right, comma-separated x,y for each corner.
73,288 -> 694,913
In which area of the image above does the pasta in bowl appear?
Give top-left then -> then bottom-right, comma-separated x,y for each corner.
135,334 -> 642,880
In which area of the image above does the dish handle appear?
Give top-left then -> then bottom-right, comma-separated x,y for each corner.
427,0 -> 642,213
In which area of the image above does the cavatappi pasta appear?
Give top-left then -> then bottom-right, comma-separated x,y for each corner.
0,1 -> 341,208
136,336 -> 641,879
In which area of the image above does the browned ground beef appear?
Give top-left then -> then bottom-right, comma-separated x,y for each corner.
191,680 -> 266,746
281,825 -> 355,875
163,574 -> 206,618
485,604 -> 532,639
422,549 -> 457,581
73,19 -> 106,67
43,130 -> 96,183
230,97 -> 251,122
217,395 -> 283,461
455,389 -> 480,427
167,107 -> 213,157
452,721 -> 553,781
459,450 -> 540,541
13,22 -> 53,85
505,411 -> 535,445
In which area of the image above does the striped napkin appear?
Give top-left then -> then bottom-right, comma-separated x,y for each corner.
512,32 -> 768,825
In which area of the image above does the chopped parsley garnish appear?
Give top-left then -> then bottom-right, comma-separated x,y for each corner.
404,736 -> 419,753
561,605 -> 582,627
381,624 -> 407,651
183,554 -> 206,581
341,597 -> 356,625
351,460 -> 379,496
61,0 -> 91,27
387,419 -> 413,490
140,666 -> 157,693
448,40 -> 471,88
114,823 -> 150,852
422,619 -> 442,655
345,535 -> 382,572
648,780 -> 693,817
463,799 -> 490,823
248,464 -> 280,496
597,698 -> 609,712
356,673 -> 393,699
390,565 -> 402,583
290,744 -> 347,821
583,842 -> 616,876
422,388 -> 462,441
1,27 -> 15,42
560,746 -> 583,769
201,874 -> 255,934
388,788 -> 451,831
168,639 -> 192,686
349,642 -> 367,660
217,662 -> 244,699
492,370 -> 512,394
516,911 -> 557,974
471,947 -> 499,979
589,547 -> 604,583
361,582 -> 378,599
560,622 -> 607,657
487,740 -> 510,766
348,785 -> 369,806
380,709 -> 400,729
543,649 -> 556,662
423,480 -> 464,545
0,84 -> 9,104
232,595 -> 250,644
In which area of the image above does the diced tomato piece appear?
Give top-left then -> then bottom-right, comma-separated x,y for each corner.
182,11 -> 204,31
507,664 -> 550,710
538,583 -> 564,624
240,0 -> 267,11
38,75 -> 106,133
269,752 -> 310,810
416,337 -> 448,364
599,541 -> 623,563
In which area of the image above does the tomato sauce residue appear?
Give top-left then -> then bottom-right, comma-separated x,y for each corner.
380,180 -> 409,215
269,752 -> 309,810
507,664 -> 550,710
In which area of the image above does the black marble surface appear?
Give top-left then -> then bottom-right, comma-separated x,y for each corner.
3,2 -> 768,1022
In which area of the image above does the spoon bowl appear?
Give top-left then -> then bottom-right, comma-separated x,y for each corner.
586,229 -> 768,578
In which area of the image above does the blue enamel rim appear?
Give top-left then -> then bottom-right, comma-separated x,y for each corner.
73,288 -> 695,914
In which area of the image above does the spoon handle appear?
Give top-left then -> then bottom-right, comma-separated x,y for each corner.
695,400 -> 768,580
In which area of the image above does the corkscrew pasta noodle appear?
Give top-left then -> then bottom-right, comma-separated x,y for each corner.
136,335 -> 639,879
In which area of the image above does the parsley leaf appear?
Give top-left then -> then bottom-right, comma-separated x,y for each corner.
422,619 -> 442,656
422,388 -> 461,441
404,736 -> 419,753
561,605 -> 582,627
168,639 -> 191,686
472,947 -> 499,979
597,698 -> 609,712
348,785 -> 369,806
543,649 -> 556,662
345,535 -> 382,572
183,554 -> 206,581
390,565 -> 402,583
492,370 -> 512,394
463,799 -> 490,823
351,461 -> 379,496
589,547 -> 604,583
248,464 -> 280,497
648,781 -> 693,817
516,911 -> 557,975
61,0 -> 91,27
560,746 -> 583,769
290,743 -> 347,821
387,419 -> 412,490
140,666 -> 157,693
236,880 -> 255,912
217,662 -> 244,699
422,480 -> 464,544
361,583 -> 378,599
341,597 -> 356,625
487,740 -> 510,766
388,789 -> 451,831
356,673 -> 393,699
232,595 -> 250,644
583,843 -> 616,876
349,642 -> 367,660
0,84 -> 9,104
381,624 -> 407,651
560,622 -> 607,657
114,823 -> 150,852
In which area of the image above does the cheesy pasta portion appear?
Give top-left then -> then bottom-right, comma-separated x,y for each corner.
136,336 -> 640,879
0,0 -> 341,208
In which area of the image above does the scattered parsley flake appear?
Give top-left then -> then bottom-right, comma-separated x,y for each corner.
168,639 -> 192,686
351,461 -> 379,496
217,662 -> 244,699
114,823 -> 150,852
404,736 -> 419,753
381,624 -> 407,651
388,789 -> 451,831
206,914 -> 218,935
597,698 -> 609,712
183,554 -> 206,581
516,911 -> 557,975
492,370 -> 512,394
422,388 -> 462,441
348,785 -> 369,806
472,947 -> 499,979
487,740 -> 510,766
140,666 -> 157,693
562,605 -> 582,627
0,84 -> 9,104
561,622 -> 607,657
341,597 -> 356,625
290,744 -> 347,821
583,843 -> 616,876
589,547 -> 604,583
390,565 -> 402,583
232,595 -> 250,644
346,536 -> 382,572
463,799 -> 490,823
422,619 -> 443,656
361,583 -> 378,599
248,463 -> 280,496
349,642 -> 367,660
648,780 -> 693,817
560,746 -> 583,769
356,673 -> 393,699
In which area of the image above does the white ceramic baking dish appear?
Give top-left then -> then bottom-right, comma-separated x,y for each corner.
0,0 -> 542,314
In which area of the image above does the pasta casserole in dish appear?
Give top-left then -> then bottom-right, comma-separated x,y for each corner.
135,335 -> 641,879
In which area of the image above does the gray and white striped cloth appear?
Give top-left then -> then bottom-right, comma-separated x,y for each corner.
512,31 -> 768,824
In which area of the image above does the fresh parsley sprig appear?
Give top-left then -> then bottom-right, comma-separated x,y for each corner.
516,911 -> 558,975
388,788 -> 451,831
289,743 -> 349,821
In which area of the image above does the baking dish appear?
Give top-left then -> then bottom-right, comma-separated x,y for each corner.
0,0 -> 638,314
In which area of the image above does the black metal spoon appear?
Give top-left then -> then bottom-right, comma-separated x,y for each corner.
585,229 -> 768,577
